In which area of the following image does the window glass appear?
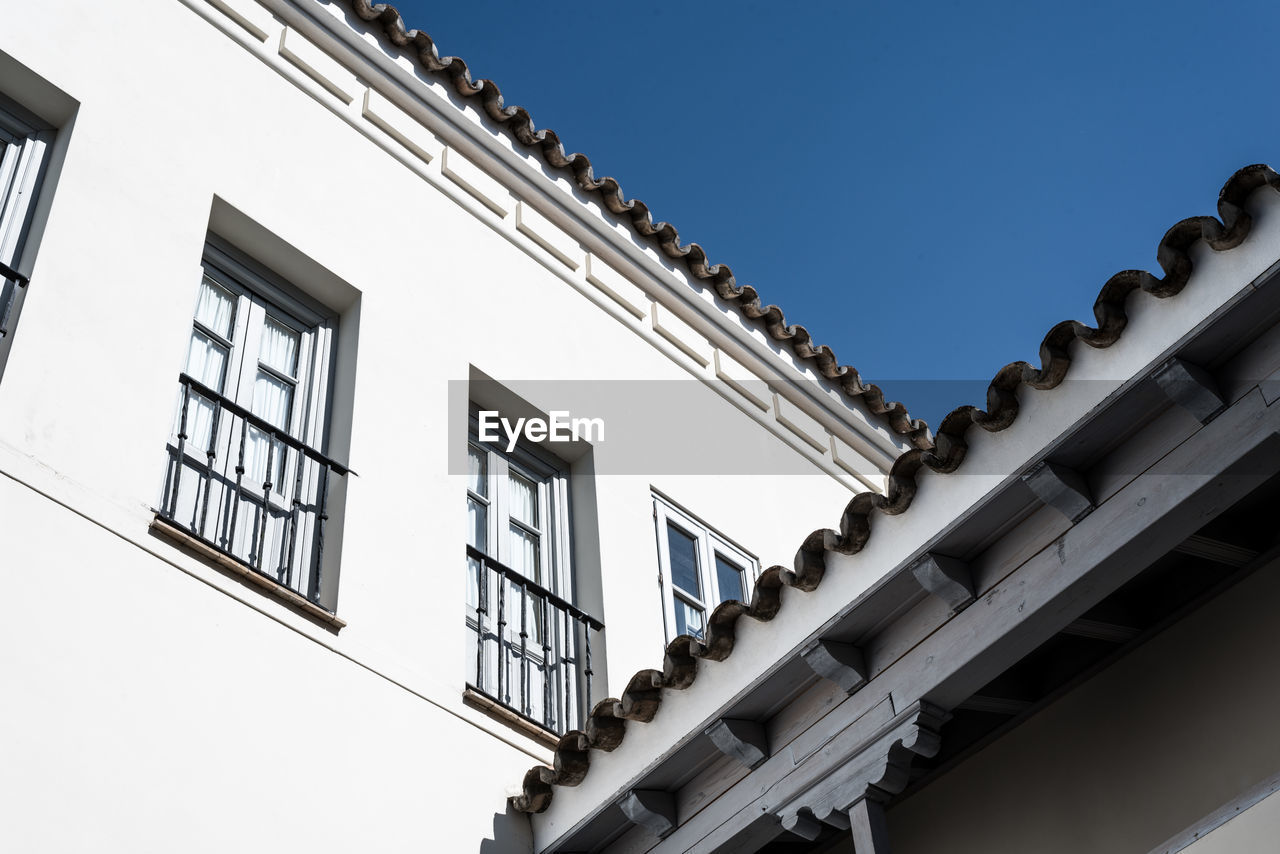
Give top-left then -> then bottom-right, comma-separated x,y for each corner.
466,445 -> 488,552
509,524 -> 541,582
252,371 -> 294,430
715,554 -> 746,603
186,330 -> 228,390
259,315 -> 299,376
194,279 -> 235,339
667,523 -> 702,599
467,498 -> 487,551
674,597 -> 705,639
467,445 -> 487,498
509,473 -> 539,528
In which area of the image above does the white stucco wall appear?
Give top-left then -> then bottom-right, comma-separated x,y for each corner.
0,1 -> 884,849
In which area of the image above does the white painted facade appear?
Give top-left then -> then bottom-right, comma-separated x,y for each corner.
8,3 -> 1280,854
0,1 -> 909,851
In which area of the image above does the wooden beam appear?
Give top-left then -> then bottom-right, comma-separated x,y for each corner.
1154,357 -> 1225,424
909,553 -> 975,612
848,796 -> 892,854
648,394 -> 1280,854
705,718 -> 769,770
619,789 -> 677,839
1061,618 -> 1141,644
1021,460 -> 1094,523
801,639 -> 867,695
1173,533 -> 1258,567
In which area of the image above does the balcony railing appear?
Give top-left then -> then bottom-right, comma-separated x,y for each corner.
158,373 -> 352,609
0,260 -> 29,339
466,545 -> 604,735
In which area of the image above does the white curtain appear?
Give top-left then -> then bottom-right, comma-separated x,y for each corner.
258,315 -> 299,375
180,281 -> 236,452
194,279 -> 235,338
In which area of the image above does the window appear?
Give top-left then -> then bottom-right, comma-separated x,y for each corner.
654,494 -> 759,641
465,410 -> 599,734
0,93 -> 53,341
157,241 -> 349,611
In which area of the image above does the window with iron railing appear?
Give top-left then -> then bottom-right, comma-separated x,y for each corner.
157,242 -> 349,612
465,415 -> 601,734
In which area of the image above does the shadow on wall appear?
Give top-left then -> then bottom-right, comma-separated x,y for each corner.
478,804 -> 534,854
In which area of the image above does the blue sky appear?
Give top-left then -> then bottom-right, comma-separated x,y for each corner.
382,0 -> 1278,425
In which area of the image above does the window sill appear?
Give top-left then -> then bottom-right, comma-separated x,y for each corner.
463,686 -> 562,751
150,516 -> 347,630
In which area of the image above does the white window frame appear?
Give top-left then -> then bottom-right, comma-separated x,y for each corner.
654,493 -> 760,643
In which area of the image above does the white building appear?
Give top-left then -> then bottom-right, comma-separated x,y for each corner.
4,2 -> 1280,853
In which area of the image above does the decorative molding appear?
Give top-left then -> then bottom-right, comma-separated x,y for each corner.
278,26 -> 357,104
781,813 -> 822,841
775,392 -> 831,453
1154,357 -> 1225,424
800,638 -> 868,695
776,701 -> 948,834
179,0 -> 899,495
1021,460 -> 1094,523
705,718 -> 770,770
909,552 -> 975,612
516,201 -> 583,271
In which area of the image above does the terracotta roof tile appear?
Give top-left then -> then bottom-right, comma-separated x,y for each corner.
504,164 -> 1280,813
343,0 -> 933,448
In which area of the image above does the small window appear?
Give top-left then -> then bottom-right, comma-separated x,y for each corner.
465,408 -> 600,734
654,494 -> 759,642
0,93 -> 54,342
157,241 -> 350,612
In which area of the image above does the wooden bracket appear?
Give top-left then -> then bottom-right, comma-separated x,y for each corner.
619,789 -> 677,839
909,553 -> 974,612
801,638 -> 868,695
1154,357 -> 1225,424
781,812 -> 823,841
1022,460 -> 1094,523
705,718 -> 769,769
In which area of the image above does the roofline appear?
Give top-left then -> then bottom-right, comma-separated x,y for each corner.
340,0 -> 934,450
507,163 -> 1280,820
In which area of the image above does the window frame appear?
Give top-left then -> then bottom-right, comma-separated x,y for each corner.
466,405 -> 584,733
0,92 -> 54,341
158,238 -> 343,609
654,492 -> 760,643
466,407 -> 574,597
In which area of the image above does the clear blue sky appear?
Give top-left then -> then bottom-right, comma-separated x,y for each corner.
382,0 -> 1277,425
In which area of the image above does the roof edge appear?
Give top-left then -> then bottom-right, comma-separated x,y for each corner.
507,163 -> 1280,816
340,0 -> 933,449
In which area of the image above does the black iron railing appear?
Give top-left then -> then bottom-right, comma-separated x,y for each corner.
0,260 -> 29,339
466,545 -> 603,734
159,373 -> 352,609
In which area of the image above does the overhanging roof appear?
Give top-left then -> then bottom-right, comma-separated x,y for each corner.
497,164 -> 1280,830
